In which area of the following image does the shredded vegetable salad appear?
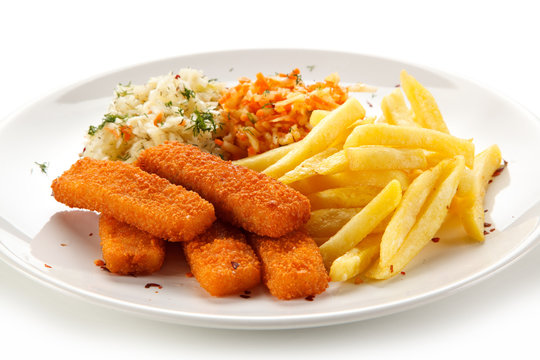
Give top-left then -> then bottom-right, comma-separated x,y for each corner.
217,69 -> 349,159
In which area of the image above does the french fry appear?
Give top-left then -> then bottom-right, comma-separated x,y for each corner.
306,208 -> 390,238
233,142 -> 298,172
309,109 -> 330,127
329,234 -> 382,282
278,148 -> 339,184
319,180 -> 402,268
381,88 -> 418,127
289,169 -> 411,194
400,70 -> 450,133
366,156 -> 465,279
346,146 -> 428,171
459,145 -> 502,241
343,124 -> 474,167
314,150 -> 348,175
379,158 -> 449,267
263,98 -> 365,179
307,185 -> 385,210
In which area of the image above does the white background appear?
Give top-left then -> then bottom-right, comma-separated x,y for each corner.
1,1 -> 539,359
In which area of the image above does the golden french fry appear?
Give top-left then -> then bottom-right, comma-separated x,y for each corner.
289,169 -> 411,195
306,208 -> 390,238
308,185 -> 385,210
309,110 -> 330,127
379,158 -> 449,267
314,150 -> 348,175
319,180 -> 402,268
278,147 -> 338,184
460,145 -> 502,241
400,70 -> 450,133
343,124 -> 474,167
329,234 -> 382,282
381,88 -> 418,127
346,146 -> 428,170
425,151 -> 451,168
233,142 -> 298,172
263,98 -> 365,179
366,156 -> 465,279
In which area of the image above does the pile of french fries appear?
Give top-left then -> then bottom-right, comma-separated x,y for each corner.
234,70 -> 502,283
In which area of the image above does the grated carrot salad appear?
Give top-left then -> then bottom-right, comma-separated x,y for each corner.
218,69 -> 349,159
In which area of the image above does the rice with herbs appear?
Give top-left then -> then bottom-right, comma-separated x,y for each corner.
82,68 -> 225,163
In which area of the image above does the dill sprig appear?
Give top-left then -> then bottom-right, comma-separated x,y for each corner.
34,161 -> 49,174
188,110 -> 217,136
180,87 -> 195,100
88,113 -> 127,136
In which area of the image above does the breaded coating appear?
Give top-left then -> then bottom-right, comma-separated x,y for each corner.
249,229 -> 329,300
99,215 -> 165,275
137,142 -> 311,238
183,221 -> 261,297
51,157 -> 215,241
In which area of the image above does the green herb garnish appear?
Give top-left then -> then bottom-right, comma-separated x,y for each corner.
88,113 -> 127,136
180,87 -> 195,100
247,113 -> 257,124
294,73 -> 303,85
188,110 -> 217,136
208,78 -> 218,83
165,101 -> 173,107
306,65 -> 315,72
34,161 -> 49,174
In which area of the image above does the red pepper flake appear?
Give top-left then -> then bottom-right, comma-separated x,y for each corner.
400,271 -> 406,275
488,179 -> 493,184
145,283 -> 162,289
240,294 -> 250,299
431,237 -> 440,243
354,277 -> 364,285
484,230 -> 489,235
484,209 -> 488,213
492,160 -> 508,177
94,259 -> 105,267
366,100 -> 373,108
44,264 -> 52,268
231,261 -> 240,270
186,272 -> 194,278
490,228 -> 495,233
175,74 -> 181,79
484,223 -> 492,228
395,84 -> 401,87
390,265 -> 394,273
89,232 -> 93,236
305,295 -> 315,301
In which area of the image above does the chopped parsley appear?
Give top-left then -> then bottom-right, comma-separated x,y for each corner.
164,100 -> 173,107
115,81 -> 132,97
294,73 -> 303,85
208,78 -> 218,82
34,161 -> 49,174
247,113 -> 257,124
306,65 -> 315,72
88,113 -> 127,136
180,87 -> 195,100
177,108 -> 185,116
229,67 -> 234,72
188,110 -> 217,136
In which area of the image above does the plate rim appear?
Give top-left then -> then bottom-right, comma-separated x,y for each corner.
1,48 -> 539,329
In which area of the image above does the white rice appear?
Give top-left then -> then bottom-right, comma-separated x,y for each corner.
82,68 -> 225,162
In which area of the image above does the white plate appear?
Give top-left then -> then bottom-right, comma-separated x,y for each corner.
1,49 -> 539,329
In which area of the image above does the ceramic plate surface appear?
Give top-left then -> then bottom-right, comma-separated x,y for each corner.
1,49 -> 539,329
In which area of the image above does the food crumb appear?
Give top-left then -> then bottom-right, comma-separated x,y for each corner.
490,228 -> 495,233
484,223 -> 492,228
354,277 -> 364,285
60,243 -> 67,247
89,233 -> 93,236
484,230 -> 489,235
305,295 -> 315,301
240,294 -> 250,299
400,271 -> 406,275
186,272 -> 194,278
231,261 -> 240,270
431,237 -> 440,243
145,283 -> 162,289
94,259 -> 105,267
44,264 -> 52,268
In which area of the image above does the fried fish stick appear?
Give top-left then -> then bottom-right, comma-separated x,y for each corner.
99,215 -> 165,275
248,230 -> 329,300
183,221 -> 261,297
51,157 -> 215,241
137,142 -> 310,238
